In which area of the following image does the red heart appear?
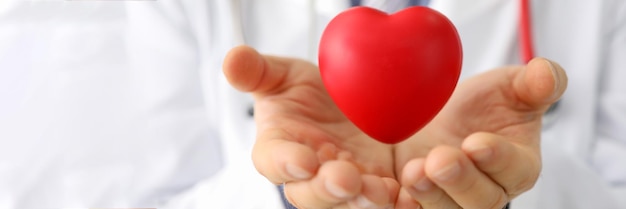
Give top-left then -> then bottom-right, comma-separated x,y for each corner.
319,6 -> 462,144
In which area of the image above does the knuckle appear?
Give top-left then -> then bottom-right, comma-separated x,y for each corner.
484,191 -> 509,209
511,154 -> 541,195
516,171 -> 540,193
506,170 -> 540,198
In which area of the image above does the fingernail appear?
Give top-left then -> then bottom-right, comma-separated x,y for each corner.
326,179 -> 352,199
466,145 -> 493,162
350,195 -> 377,209
433,161 -> 461,182
412,177 -> 434,192
545,59 -> 561,102
286,163 -> 311,179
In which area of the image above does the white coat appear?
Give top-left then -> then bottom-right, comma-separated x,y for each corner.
0,0 -> 624,208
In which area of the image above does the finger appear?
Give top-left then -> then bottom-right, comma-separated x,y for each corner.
514,57 -> 568,108
347,175 -> 397,209
400,158 -> 458,209
382,177 -> 401,208
284,160 -> 362,209
424,146 -> 509,209
222,45 -> 292,93
252,129 -> 319,184
462,132 -> 541,198
394,188 -> 421,209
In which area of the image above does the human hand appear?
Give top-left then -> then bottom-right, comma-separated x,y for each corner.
224,45 -> 400,209
394,58 -> 568,209
223,45 -> 567,209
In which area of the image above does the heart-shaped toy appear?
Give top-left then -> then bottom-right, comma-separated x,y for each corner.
319,6 -> 462,144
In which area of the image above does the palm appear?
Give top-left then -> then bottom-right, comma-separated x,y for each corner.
394,67 -> 544,172
255,60 -> 544,179
253,58 -> 396,178
254,59 -> 544,181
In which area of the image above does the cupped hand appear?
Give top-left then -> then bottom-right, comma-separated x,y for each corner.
224,45 -> 399,209
394,58 -> 567,209
223,45 -> 568,209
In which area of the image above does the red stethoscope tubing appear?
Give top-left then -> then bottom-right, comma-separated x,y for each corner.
519,0 -> 535,63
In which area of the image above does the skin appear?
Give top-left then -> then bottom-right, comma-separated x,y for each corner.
223,45 -> 568,209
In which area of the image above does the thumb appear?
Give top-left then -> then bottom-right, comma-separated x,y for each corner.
513,57 -> 568,108
222,45 -> 291,94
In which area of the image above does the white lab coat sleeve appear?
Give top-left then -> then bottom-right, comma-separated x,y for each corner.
593,0 -> 626,201
124,1 -> 285,208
